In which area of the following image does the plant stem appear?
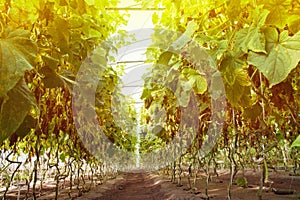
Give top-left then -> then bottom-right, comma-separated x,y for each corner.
187,163 -> 192,190
3,151 -> 22,200
55,139 -> 60,200
258,165 -> 264,200
177,156 -> 182,187
32,135 -> 40,200
227,108 -> 238,200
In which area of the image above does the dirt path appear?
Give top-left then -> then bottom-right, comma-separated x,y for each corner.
77,169 -> 300,200
96,172 -> 164,200
2,169 -> 299,199
77,170 -> 199,200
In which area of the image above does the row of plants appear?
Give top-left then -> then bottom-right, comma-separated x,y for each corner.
1,0 -> 300,199
137,0 -> 300,199
0,0 -> 138,199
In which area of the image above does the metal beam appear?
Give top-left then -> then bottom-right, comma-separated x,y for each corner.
109,60 -> 155,65
122,85 -> 143,87
105,7 -> 165,11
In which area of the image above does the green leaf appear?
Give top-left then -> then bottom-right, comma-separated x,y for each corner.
48,16 -> 70,53
60,152 -> 66,162
226,1 -> 241,22
181,68 -> 198,76
225,81 -> 244,107
223,68 -> 251,107
235,69 -> 251,87
59,0 -> 68,6
189,75 -> 207,94
141,88 -> 151,99
210,71 -> 224,100
84,0 -> 95,6
156,21 -> 198,68
182,78 -> 193,91
243,103 -> 262,121
288,14 -> 300,34
14,115 -> 35,139
91,47 -> 107,65
170,20 -> 198,50
176,90 -> 190,107
208,40 -> 228,61
220,51 -> 247,85
235,8 -> 268,53
157,51 -> 173,66
236,177 -> 248,188
263,0 -> 291,29
239,88 -> 252,108
151,125 -> 164,135
248,29 -> 300,87
281,31 -> 300,50
264,27 -> 279,52
0,27 -> 37,97
152,12 -> 159,24
174,75 -> 192,107
252,6 -> 270,27
291,134 -> 300,148
0,78 -> 36,144
38,66 -> 67,88
235,27 -> 266,53
42,55 -> 59,70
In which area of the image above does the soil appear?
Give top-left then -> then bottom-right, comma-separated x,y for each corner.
76,169 -> 300,200
2,169 -> 299,199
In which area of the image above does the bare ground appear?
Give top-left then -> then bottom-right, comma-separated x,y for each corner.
2,169 -> 299,199
76,169 -> 300,200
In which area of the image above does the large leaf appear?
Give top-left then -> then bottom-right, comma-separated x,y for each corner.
222,61 -> 254,107
291,134 -> 300,148
243,103 -> 262,121
224,68 -> 251,107
157,21 -> 198,66
175,75 -> 192,107
208,39 -> 228,61
220,51 -> 247,85
157,51 -> 173,66
190,74 -> 207,94
235,25 -> 266,53
288,13 -> 300,34
39,66 -> 66,88
14,114 -> 35,139
170,20 -> 198,50
280,31 -> 300,50
48,16 -> 70,53
248,29 -> 300,87
38,66 -> 75,91
262,0 -> 292,29
225,81 -> 245,107
0,78 -> 36,144
0,27 -> 37,97
235,8 -> 269,53
182,68 -> 207,94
